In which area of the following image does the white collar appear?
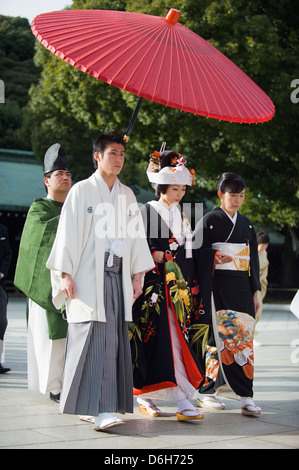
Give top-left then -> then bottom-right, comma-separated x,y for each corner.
149,200 -> 179,222
110,180 -> 117,205
221,208 -> 238,225
94,170 -> 118,204
148,200 -> 191,247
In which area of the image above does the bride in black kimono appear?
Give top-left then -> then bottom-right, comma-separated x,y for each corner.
195,172 -> 262,416
130,148 -> 208,421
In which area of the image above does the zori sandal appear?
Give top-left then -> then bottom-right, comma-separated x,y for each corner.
240,398 -> 261,416
176,409 -> 204,421
138,403 -> 162,417
196,395 -> 225,410
93,413 -> 125,431
137,397 -> 162,417
79,415 -> 95,424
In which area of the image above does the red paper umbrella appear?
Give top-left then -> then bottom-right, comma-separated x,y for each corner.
31,8 -> 275,139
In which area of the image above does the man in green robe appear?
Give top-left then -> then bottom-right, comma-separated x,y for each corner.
14,143 -> 71,402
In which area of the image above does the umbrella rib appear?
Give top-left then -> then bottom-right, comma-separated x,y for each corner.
172,27 -> 185,110
149,27 -> 171,101
168,27 -> 174,107
183,33 -> 223,118
209,52 -> 263,121
127,25 -> 170,99
95,22 -> 171,97
209,39 -> 274,120
207,50 -> 254,121
191,34 -> 272,121
185,32 -> 252,121
109,22 -> 166,90
76,23 -> 164,84
42,20 -> 168,96
174,26 -> 205,113
177,26 -> 259,121
34,22 -> 128,63
236,70 -> 274,121
46,27 -> 124,54
34,14 -> 164,78
70,30 -> 141,67
51,26 -> 151,70
174,29 -> 197,113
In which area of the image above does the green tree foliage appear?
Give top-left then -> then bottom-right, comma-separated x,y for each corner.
0,15 -> 41,149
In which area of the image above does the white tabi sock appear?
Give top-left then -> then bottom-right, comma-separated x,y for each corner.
177,399 -> 198,416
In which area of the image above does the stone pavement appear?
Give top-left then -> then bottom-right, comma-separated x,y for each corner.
0,297 -> 299,450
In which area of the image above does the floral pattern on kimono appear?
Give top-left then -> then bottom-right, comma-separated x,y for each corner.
216,309 -> 255,380
130,203 -> 208,395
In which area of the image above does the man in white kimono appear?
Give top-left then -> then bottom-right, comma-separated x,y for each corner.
47,131 -> 154,431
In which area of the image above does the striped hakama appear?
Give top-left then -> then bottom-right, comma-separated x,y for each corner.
59,254 -> 133,416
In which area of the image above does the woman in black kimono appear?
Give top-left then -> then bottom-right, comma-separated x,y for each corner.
195,172 -> 262,416
130,149 -> 208,421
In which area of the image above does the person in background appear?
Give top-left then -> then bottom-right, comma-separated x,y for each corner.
14,144 -> 71,401
253,231 -> 270,346
256,231 -> 270,324
0,223 -> 12,373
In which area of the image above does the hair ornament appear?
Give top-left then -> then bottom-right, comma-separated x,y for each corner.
146,143 -> 194,186
149,150 -> 161,173
190,168 -> 196,185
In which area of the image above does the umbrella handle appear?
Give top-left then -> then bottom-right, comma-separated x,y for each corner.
124,97 -> 144,142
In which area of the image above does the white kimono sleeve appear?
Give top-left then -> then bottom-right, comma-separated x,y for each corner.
125,192 -> 154,276
46,183 -> 86,309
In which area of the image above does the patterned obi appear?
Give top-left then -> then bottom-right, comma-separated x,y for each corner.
212,242 -> 250,272
104,251 -> 122,274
